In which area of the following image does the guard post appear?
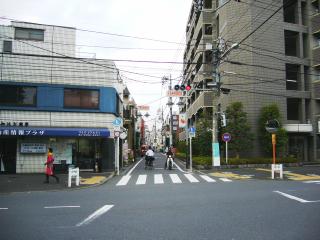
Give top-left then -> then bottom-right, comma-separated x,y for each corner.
68,166 -> 80,187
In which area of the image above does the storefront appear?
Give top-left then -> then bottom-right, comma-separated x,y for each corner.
0,126 -> 113,174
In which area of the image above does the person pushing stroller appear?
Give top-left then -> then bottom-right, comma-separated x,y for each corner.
145,146 -> 155,169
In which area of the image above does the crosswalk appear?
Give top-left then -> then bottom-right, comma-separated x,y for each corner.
116,173 -> 232,186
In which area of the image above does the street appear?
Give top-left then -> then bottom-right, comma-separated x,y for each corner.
1,152 -> 320,240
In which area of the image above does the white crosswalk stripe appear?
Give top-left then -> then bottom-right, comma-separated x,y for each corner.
184,174 -> 199,183
116,175 -> 131,186
169,174 -> 182,183
136,175 -> 147,185
154,174 -> 164,184
200,175 -> 216,182
116,174 -> 232,186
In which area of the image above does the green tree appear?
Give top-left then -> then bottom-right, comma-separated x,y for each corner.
258,104 -> 288,157
222,102 -> 253,159
192,112 -> 212,156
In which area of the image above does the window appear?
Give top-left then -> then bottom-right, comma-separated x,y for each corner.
15,27 -> 44,41
287,98 -> 300,120
0,85 -> 37,107
204,0 -> 212,9
3,41 -> 12,53
64,89 -> 99,109
286,64 -> 300,90
204,24 -> 212,35
284,30 -> 299,57
283,0 -> 298,24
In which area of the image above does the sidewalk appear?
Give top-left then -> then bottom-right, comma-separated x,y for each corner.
0,170 -> 114,194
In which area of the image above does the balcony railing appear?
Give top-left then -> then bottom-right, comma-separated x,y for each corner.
186,91 -> 213,119
311,13 -> 320,35
312,47 -> 320,68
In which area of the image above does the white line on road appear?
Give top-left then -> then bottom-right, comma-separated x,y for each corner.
273,191 -> 320,203
136,175 -> 147,185
126,158 -> 144,176
154,174 -> 164,184
220,178 -> 232,182
173,161 -> 189,173
0,208 -> 8,210
169,174 -> 182,183
116,175 -> 131,186
184,174 -> 199,183
44,206 -> 80,209
304,180 -> 320,183
200,175 -> 216,182
76,205 -> 114,227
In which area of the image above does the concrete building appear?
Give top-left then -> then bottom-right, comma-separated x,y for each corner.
181,0 -> 320,162
0,21 -> 123,173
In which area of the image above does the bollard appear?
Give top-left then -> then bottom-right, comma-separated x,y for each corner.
271,164 -> 283,179
68,167 -> 80,187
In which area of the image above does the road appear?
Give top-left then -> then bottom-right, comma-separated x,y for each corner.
1,152 -> 320,240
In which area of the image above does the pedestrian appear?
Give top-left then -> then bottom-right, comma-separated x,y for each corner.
44,148 -> 59,183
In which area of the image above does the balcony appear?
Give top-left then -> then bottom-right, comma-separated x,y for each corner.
314,81 -> 320,99
186,91 -> 213,119
312,47 -> 320,68
283,124 -> 313,133
311,13 -> 320,36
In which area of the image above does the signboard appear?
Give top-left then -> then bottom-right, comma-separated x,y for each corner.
189,132 -> 195,138
189,127 -> 196,133
167,90 -> 183,97
212,143 -> 221,167
0,127 -> 110,137
113,125 -> 121,131
21,143 -> 47,153
51,142 -> 73,164
138,105 -> 150,111
179,114 -> 187,128
222,133 -> 231,142
112,118 -> 123,126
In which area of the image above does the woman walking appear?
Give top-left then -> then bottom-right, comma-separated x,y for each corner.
44,148 -> 59,183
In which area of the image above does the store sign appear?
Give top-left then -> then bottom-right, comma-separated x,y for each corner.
179,114 -> 187,128
21,143 -> 47,153
0,127 -> 110,137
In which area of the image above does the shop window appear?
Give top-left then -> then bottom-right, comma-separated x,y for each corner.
15,27 -> 44,41
0,85 -> 36,107
64,88 -> 99,109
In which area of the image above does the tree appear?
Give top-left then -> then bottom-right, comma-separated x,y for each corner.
222,102 -> 253,159
258,104 -> 288,157
192,112 -> 212,156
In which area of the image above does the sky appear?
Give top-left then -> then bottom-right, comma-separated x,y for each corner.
0,0 -> 193,129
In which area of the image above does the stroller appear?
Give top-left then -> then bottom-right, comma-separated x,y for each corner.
145,155 -> 154,170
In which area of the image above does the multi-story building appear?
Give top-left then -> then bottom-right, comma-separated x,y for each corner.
0,21 -> 123,173
181,0 -> 320,162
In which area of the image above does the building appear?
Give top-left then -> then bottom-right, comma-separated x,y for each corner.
0,21 -> 123,173
181,0 -> 320,162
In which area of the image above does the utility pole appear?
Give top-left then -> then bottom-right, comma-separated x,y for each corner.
169,75 -> 173,147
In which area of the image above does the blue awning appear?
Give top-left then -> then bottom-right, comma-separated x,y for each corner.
0,127 -> 110,138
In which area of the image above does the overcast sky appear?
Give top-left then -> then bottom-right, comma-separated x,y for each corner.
1,0 -> 192,129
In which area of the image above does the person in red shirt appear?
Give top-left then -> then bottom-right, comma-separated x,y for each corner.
44,148 -> 59,183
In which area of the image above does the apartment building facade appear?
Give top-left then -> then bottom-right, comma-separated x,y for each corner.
0,21 -> 123,173
181,0 -> 320,162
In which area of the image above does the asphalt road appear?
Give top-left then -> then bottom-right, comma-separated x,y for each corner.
1,152 -> 320,240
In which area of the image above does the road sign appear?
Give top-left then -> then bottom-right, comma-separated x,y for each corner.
222,133 -> 231,142
189,132 -> 195,138
120,132 -> 127,140
114,131 -> 120,138
113,125 -> 121,131
112,117 -> 123,126
189,127 -> 196,133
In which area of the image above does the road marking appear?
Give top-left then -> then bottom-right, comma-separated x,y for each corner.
44,206 -> 80,209
154,174 -> 164,184
200,175 -> 216,182
273,191 -> 320,203
169,174 -> 182,183
184,174 -> 199,183
80,176 -> 106,185
256,168 -> 320,181
136,175 -> 147,185
76,205 -> 114,227
126,158 -> 144,176
116,175 -> 131,186
210,172 -> 250,180
173,162 -> 189,173
304,180 -> 320,184
0,208 -> 8,210
220,178 -> 232,182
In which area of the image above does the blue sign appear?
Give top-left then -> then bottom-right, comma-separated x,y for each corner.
222,133 -> 231,142
0,127 -> 110,137
112,117 -> 123,126
189,127 -> 196,133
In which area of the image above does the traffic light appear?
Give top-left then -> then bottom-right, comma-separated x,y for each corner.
174,84 -> 192,91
